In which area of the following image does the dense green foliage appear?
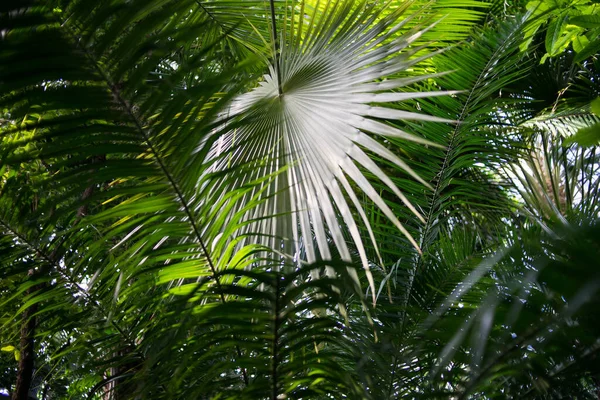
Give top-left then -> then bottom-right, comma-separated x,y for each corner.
1,0 -> 599,399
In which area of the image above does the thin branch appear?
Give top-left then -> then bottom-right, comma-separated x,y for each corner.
194,0 -> 228,32
12,269 -> 37,400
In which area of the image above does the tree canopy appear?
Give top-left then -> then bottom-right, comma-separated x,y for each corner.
1,0 -> 600,398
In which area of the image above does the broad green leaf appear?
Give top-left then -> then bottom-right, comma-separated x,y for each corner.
564,123 -> 600,147
573,36 -> 600,62
545,16 -> 581,56
520,0 -> 551,52
591,98 -> 600,116
570,14 -> 600,28
572,33 -> 589,52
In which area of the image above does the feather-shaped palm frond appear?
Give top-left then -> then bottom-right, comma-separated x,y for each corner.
359,15 -> 533,280
422,221 -> 600,399
206,0 -> 456,298
507,131 -> 600,223
521,107 -> 600,138
7,0 -> 599,399
354,15 -> 539,397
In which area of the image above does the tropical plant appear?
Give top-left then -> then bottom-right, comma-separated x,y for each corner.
1,0 -> 599,399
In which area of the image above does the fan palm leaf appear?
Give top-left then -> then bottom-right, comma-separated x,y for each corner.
206,0 -> 458,299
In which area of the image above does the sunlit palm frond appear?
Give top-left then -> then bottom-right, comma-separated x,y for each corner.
522,107 -> 600,138
506,131 -> 600,223
355,15 -> 540,396
205,0 -> 456,297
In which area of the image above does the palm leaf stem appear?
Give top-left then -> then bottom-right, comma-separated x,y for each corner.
13,272 -> 37,400
194,0 -> 228,32
80,56 -> 220,292
269,0 -> 283,96
418,18 -> 525,259
386,19 -> 529,394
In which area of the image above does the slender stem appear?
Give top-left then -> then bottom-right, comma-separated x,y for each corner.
107,81 -> 251,388
415,17 -> 524,265
269,0 -> 283,96
194,0 -> 228,32
271,271 -> 282,400
386,355 -> 397,398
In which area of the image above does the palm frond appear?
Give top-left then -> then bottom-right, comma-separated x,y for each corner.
506,131 -> 600,223
205,0 -> 460,300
